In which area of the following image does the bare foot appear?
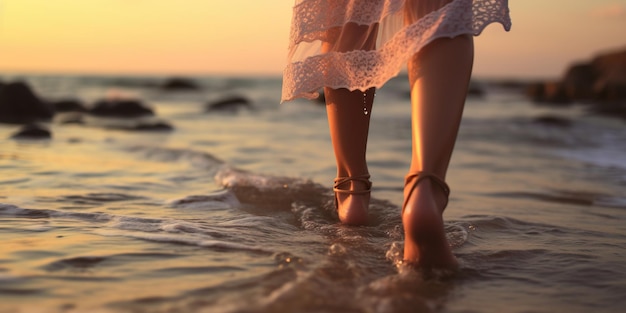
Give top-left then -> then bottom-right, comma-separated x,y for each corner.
402,179 -> 458,269
336,181 -> 370,226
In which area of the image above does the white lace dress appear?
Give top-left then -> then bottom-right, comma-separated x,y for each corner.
281,0 -> 511,102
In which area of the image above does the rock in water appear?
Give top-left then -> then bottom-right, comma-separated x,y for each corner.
206,96 -> 252,112
160,77 -> 200,91
10,123 -> 52,139
0,82 -> 54,123
467,81 -> 486,98
528,47 -> 626,106
561,63 -> 595,100
532,115 -> 573,128
89,99 -> 154,118
126,121 -> 174,131
526,81 -> 572,105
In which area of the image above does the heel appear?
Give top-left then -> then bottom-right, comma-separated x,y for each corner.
402,171 -> 457,269
333,174 -> 372,225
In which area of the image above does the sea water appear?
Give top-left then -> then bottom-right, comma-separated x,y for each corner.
0,74 -> 625,313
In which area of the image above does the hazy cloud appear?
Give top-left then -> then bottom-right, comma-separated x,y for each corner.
591,3 -> 626,19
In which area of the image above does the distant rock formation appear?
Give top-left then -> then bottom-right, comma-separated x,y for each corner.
89,98 -> 155,118
526,47 -> 626,118
89,118 -> 174,132
160,77 -> 200,91
0,82 -> 55,123
125,121 -> 174,131
10,123 -> 52,139
532,115 -> 573,128
467,81 -> 486,98
206,95 -> 252,112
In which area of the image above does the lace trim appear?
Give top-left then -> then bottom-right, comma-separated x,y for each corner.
282,0 -> 511,102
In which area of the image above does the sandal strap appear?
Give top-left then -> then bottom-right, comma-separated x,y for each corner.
333,174 -> 372,194
402,172 -> 450,212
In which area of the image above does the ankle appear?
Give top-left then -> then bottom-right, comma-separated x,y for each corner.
333,174 -> 372,226
403,172 -> 450,213
334,174 -> 371,192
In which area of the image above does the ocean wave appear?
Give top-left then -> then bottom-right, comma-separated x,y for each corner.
124,145 -> 226,170
95,229 -> 274,255
167,190 -> 240,214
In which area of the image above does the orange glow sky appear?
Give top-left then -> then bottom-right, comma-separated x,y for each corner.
0,0 -> 625,78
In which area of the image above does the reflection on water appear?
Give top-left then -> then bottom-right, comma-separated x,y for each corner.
0,74 -> 625,312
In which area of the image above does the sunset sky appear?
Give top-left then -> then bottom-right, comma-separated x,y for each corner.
0,0 -> 625,78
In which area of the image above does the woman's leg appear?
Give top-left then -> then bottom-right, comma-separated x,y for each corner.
403,31 -> 474,267
323,23 -> 378,225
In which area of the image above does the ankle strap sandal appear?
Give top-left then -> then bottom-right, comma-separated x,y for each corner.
333,174 -> 372,209
402,172 -> 450,213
